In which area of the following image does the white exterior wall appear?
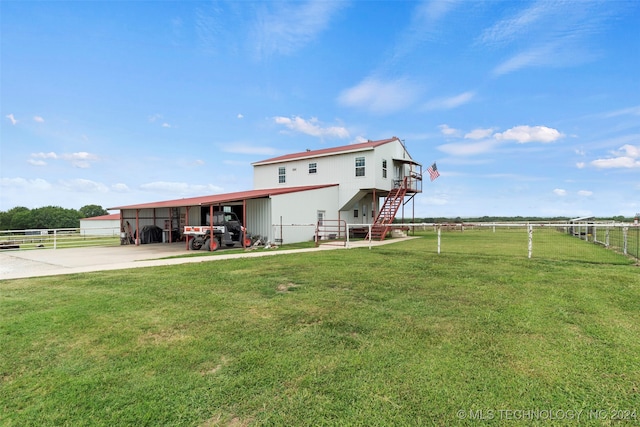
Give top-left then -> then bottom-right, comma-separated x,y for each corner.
245,198 -> 271,243
340,193 -> 375,225
270,186 -> 340,244
254,150 -> 376,192
253,139 -> 414,215
80,219 -> 120,236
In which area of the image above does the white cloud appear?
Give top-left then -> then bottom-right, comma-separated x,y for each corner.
338,77 -> 421,114
59,179 -> 109,193
422,91 -> 475,111
437,139 -> 501,156
576,162 -> 586,169
578,190 -> 593,196
351,136 -> 369,144
494,125 -> 563,143
389,0 -> 459,61
0,177 -> 52,191
62,152 -> 99,168
438,124 -> 460,136
493,44 -> 560,76
140,181 -> 224,195
251,1 -> 345,59
162,123 -> 171,128
27,159 -> 47,166
30,151 -> 99,168
591,144 -> 640,169
602,105 -> 640,118
112,183 -> 130,192
31,152 -> 59,159
149,114 -> 162,122
465,128 -> 494,140
273,116 -> 349,139
553,189 -> 567,196
478,1 -> 553,46
481,1 -> 610,76
33,116 -> 45,123
237,113 -> 244,119
620,144 -> 640,158
6,114 -> 17,125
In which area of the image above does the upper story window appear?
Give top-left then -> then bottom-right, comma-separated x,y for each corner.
355,156 -> 365,177
278,167 -> 286,183
382,159 -> 387,178
309,162 -> 317,174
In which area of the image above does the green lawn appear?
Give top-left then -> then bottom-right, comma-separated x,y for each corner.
1,232 -> 639,426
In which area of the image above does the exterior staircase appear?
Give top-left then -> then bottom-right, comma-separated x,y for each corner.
366,179 -> 408,241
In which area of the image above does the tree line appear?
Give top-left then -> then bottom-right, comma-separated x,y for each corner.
399,215 -> 632,223
0,205 -> 109,230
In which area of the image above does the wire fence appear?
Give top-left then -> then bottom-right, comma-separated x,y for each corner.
265,221 -> 639,265
0,227 -> 120,250
405,222 -> 639,265
2,222 -> 638,266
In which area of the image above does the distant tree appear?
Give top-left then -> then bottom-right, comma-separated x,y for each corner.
79,204 -> 108,218
10,209 -> 32,230
30,206 -> 81,229
1,206 -> 31,230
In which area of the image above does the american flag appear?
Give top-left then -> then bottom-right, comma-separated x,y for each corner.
427,162 -> 440,181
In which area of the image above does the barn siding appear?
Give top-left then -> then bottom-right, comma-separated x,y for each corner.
270,186 -> 339,244
246,198 -> 271,243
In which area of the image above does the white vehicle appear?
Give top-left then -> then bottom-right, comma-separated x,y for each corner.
183,212 -> 251,251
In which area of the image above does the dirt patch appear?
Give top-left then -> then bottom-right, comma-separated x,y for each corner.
200,356 -> 230,376
138,329 -> 192,345
200,413 -> 253,427
276,282 -> 300,293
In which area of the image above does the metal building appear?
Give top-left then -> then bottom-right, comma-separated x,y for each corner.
109,137 -> 422,246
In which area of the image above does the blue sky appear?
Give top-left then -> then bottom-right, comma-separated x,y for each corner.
1,0 -> 639,218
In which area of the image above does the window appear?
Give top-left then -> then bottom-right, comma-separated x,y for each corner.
278,167 -> 286,183
353,209 -> 359,218
317,210 -> 325,226
309,162 -> 317,174
355,156 -> 365,177
382,159 -> 387,178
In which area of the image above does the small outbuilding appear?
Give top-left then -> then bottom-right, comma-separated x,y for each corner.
80,213 -> 120,236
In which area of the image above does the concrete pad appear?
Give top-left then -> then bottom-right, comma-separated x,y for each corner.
0,238 -> 416,281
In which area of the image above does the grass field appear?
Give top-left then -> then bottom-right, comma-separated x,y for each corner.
1,231 -> 639,426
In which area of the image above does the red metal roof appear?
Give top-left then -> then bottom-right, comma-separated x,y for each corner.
81,213 -> 120,221
252,136 -> 402,165
108,184 -> 338,210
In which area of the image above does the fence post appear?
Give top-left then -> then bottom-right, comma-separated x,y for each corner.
367,224 -> 372,250
437,225 -> 441,254
527,224 -> 533,259
623,227 -> 628,255
53,229 -> 57,250
636,213 -> 640,264
345,222 -> 351,249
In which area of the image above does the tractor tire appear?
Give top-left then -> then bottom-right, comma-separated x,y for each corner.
243,237 -> 252,247
202,237 -> 219,251
189,237 -> 203,251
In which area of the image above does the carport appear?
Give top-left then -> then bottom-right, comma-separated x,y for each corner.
108,185 -> 337,248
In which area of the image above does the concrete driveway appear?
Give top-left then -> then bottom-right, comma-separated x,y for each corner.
0,239 -> 410,280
